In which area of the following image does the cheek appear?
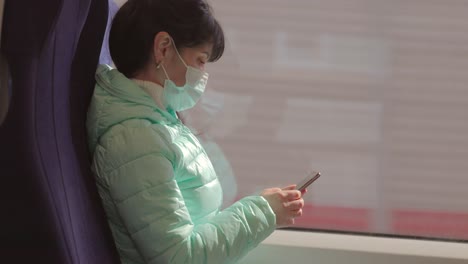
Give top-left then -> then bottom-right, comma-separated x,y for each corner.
173,66 -> 187,86
167,57 -> 187,86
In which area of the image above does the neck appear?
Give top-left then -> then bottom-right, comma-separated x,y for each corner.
133,65 -> 165,87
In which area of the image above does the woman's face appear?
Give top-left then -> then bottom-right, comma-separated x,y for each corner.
162,40 -> 213,87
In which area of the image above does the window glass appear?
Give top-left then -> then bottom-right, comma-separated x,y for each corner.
204,0 -> 468,241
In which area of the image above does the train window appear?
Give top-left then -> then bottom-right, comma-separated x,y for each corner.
202,0 -> 468,242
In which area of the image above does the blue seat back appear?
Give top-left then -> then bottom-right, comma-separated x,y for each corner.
0,0 -> 120,262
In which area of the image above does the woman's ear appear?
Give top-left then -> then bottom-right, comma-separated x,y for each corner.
153,32 -> 172,64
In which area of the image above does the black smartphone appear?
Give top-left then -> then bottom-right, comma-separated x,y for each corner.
296,171 -> 321,192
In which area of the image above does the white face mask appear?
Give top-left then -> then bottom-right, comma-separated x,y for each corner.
158,38 -> 209,112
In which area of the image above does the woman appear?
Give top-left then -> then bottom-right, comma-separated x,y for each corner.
87,0 -> 305,263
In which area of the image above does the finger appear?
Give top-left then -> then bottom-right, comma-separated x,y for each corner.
283,190 -> 301,200
286,199 -> 304,210
281,184 -> 297,191
301,188 -> 308,195
290,209 -> 303,218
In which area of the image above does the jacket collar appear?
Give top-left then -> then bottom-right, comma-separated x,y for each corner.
131,79 -> 166,110
95,64 -> 178,122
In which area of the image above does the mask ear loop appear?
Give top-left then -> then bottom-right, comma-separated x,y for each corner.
157,61 -> 171,80
169,37 -> 189,68
156,37 -> 192,85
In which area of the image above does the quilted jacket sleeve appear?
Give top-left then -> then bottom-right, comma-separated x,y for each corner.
97,125 -> 276,264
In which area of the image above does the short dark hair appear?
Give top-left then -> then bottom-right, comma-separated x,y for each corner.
109,0 -> 225,78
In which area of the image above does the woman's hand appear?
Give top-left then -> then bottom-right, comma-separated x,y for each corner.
261,185 -> 305,227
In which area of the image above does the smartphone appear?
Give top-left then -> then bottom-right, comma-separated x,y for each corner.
296,171 -> 321,192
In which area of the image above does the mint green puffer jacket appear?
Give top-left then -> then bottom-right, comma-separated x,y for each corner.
86,65 -> 276,264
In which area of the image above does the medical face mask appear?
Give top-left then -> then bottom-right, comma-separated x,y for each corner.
158,41 -> 209,112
